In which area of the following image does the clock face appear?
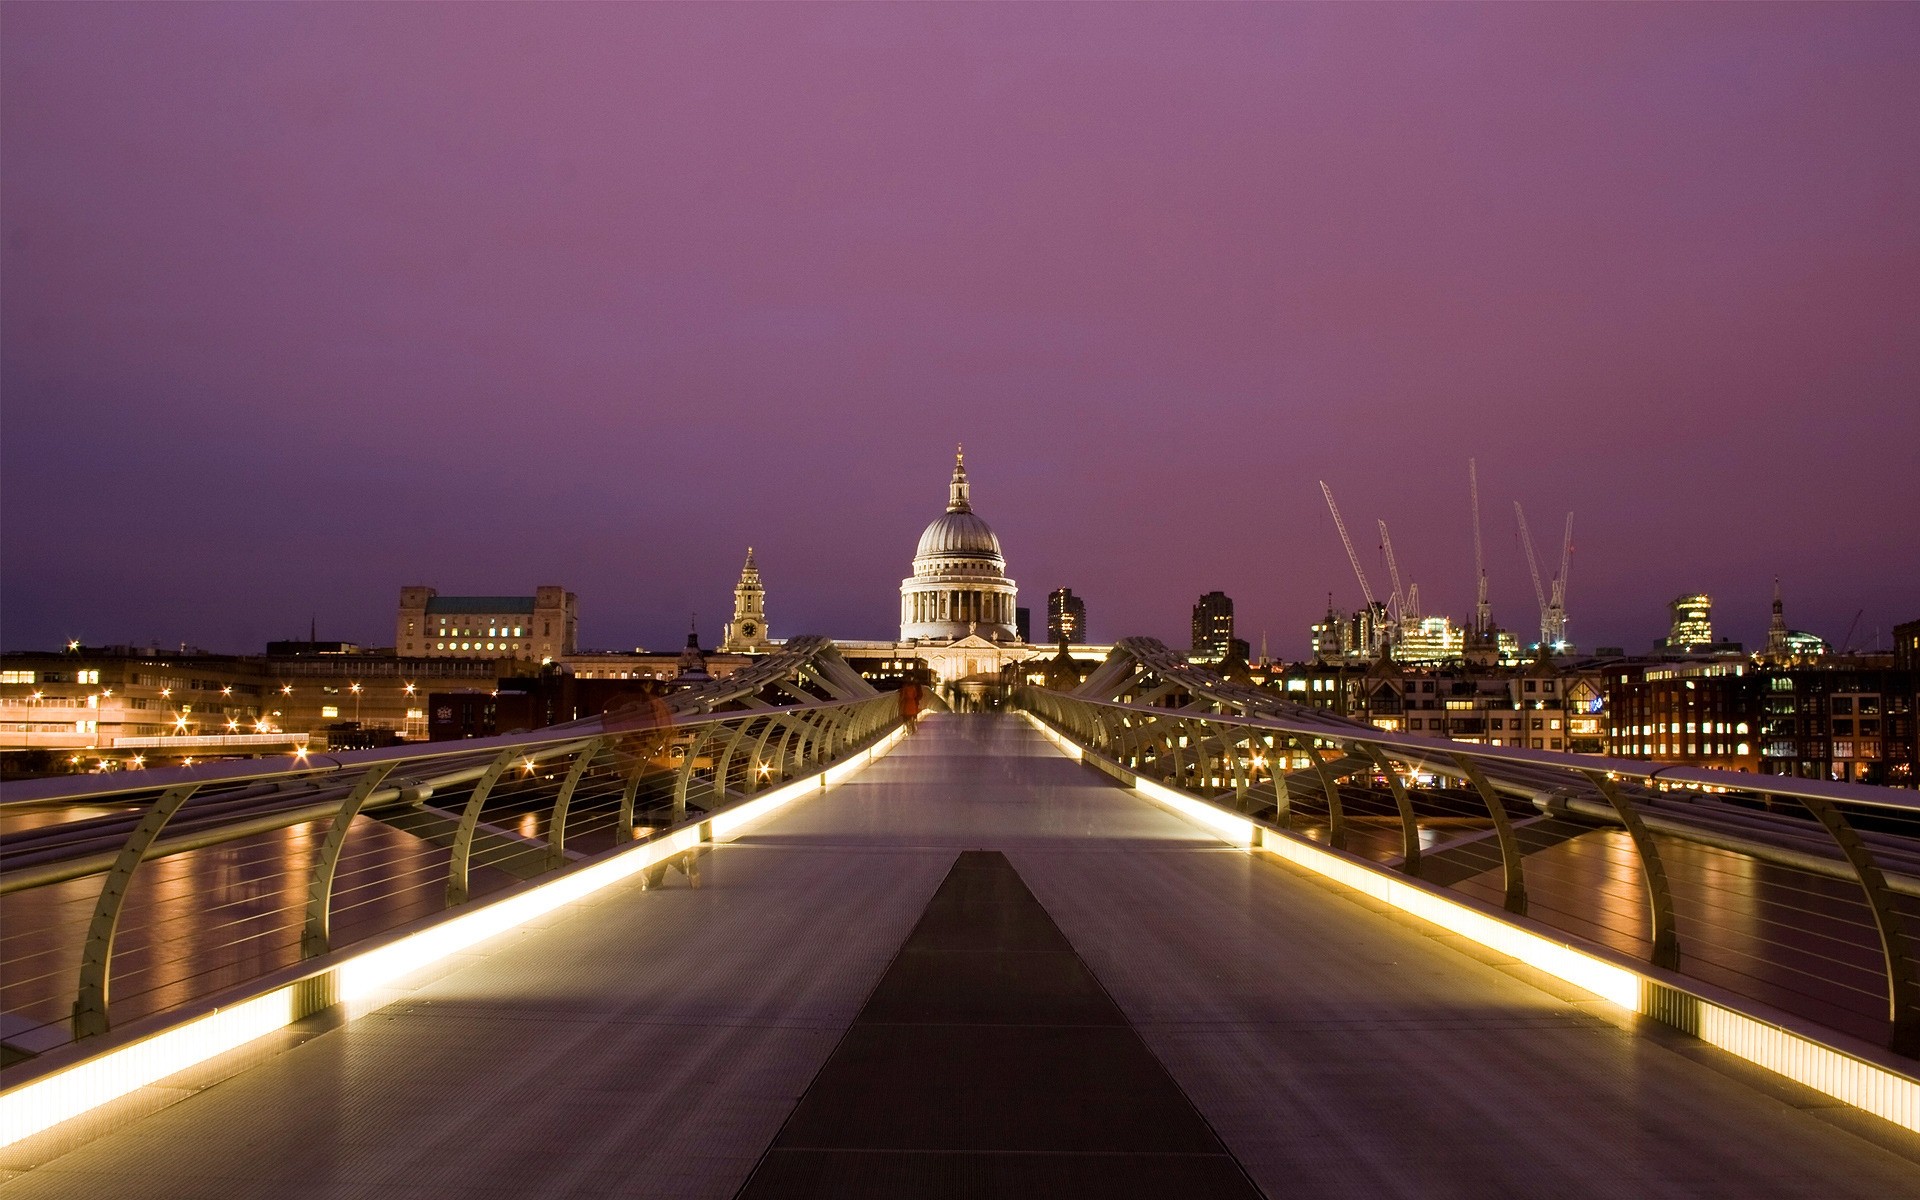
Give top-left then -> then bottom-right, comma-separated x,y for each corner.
741,622 -> 757,637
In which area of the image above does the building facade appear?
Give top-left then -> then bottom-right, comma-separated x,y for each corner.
1047,588 -> 1087,645
396,586 -> 577,661
899,448 -> 1019,643
1191,591 -> 1234,663
721,547 -> 771,653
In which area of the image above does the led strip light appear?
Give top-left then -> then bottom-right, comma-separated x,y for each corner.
1022,711 -> 1920,1134
0,724 -> 908,1148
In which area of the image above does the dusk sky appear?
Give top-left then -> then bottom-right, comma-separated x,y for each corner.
4,3 -> 1916,658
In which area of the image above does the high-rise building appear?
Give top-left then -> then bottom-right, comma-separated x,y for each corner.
397,586 -> 576,661
1663,593 -> 1713,650
1191,591 -> 1234,662
1047,588 -> 1087,645
721,547 -> 771,652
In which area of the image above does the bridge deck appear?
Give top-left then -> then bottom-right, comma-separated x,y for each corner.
5,714 -> 1918,1197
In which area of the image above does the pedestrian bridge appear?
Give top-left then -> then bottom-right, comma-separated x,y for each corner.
3,656 -> 1920,1195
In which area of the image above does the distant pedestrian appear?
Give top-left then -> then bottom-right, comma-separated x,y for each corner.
899,680 -> 923,731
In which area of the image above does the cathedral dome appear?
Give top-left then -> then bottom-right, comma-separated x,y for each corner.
900,447 -> 1019,643
915,510 -> 1003,563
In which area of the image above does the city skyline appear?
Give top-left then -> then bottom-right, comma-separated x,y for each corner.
4,5 -> 1917,657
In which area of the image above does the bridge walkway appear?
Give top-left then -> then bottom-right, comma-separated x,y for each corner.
4,714 -> 1918,1197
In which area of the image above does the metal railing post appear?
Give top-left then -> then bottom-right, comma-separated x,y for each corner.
546,738 -> 606,870
711,718 -> 753,803
71,783 -> 203,1039
745,716 -> 782,793
1305,742 -> 1348,850
1360,743 -> 1421,877
303,762 -> 401,957
1796,792 -> 1920,1055
673,726 -> 714,821
448,748 -> 521,906
1453,754 -> 1526,915
1272,735 -> 1294,829
617,769 -> 646,841
1583,770 -> 1679,970
773,716 -> 801,778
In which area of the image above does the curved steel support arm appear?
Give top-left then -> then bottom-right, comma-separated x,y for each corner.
744,716 -> 782,794
711,720 -> 754,802
1582,770 -> 1679,970
447,748 -> 521,906
72,782 -> 203,1039
303,762 -> 401,957
673,727 -> 715,820
1305,742 -> 1348,850
1452,754 -> 1527,915
1797,792 -> 1920,1056
546,738 -> 607,870
1360,743 -> 1421,877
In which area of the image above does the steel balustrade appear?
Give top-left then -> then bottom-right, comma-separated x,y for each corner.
0,691 -> 901,1056
1020,683 -> 1920,1057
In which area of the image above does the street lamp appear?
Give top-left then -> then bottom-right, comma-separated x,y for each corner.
350,682 -> 363,725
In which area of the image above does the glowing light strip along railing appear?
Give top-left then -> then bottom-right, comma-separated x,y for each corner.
0,703 -> 905,1148
1019,703 -> 1920,1135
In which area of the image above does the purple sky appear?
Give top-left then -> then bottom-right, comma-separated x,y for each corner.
4,4 -> 1917,658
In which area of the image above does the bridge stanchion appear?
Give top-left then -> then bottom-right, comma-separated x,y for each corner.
1304,742 -> 1349,851
1582,769 -> 1679,971
1226,725 -> 1251,806
1269,736 -> 1294,829
673,727 -> 716,821
71,783 -> 203,1040
710,719 -> 753,806
743,716 -> 781,794
772,715 -> 802,780
617,769 -> 646,841
302,762 -> 401,958
1452,754 -> 1527,916
447,748 -> 522,906
1360,744 -> 1421,878
1792,791 -> 1920,1056
545,738 -> 606,871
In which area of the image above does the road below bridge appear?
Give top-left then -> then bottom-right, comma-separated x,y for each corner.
5,713 -> 1918,1197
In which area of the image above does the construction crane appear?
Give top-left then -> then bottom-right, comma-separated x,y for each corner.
1549,513 -> 1573,651
1514,502 -> 1572,652
1469,460 -> 1490,636
1376,520 -> 1420,626
1320,481 -> 1388,654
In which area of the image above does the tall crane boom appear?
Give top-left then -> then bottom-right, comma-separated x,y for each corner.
1377,519 -> 1409,622
1320,482 -> 1377,609
1469,459 -> 1490,635
1514,502 -> 1550,648
1321,481 -> 1387,654
1549,513 -> 1574,648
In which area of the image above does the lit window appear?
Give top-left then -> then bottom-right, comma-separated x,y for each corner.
322,706 -> 340,718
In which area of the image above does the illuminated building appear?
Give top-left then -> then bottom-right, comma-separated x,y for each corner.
899,448 -> 1019,643
1761,580 -> 1828,666
397,586 -> 577,661
721,548 -> 771,652
1047,588 -> 1087,645
1663,593 -> 1715,651
1190,591 -> 1234,663
1394,616 -> 1465,665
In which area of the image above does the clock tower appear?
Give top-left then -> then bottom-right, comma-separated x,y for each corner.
721,547 -> 771,652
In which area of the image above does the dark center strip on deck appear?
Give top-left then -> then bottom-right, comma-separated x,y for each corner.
735,850 -> 1263,1199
